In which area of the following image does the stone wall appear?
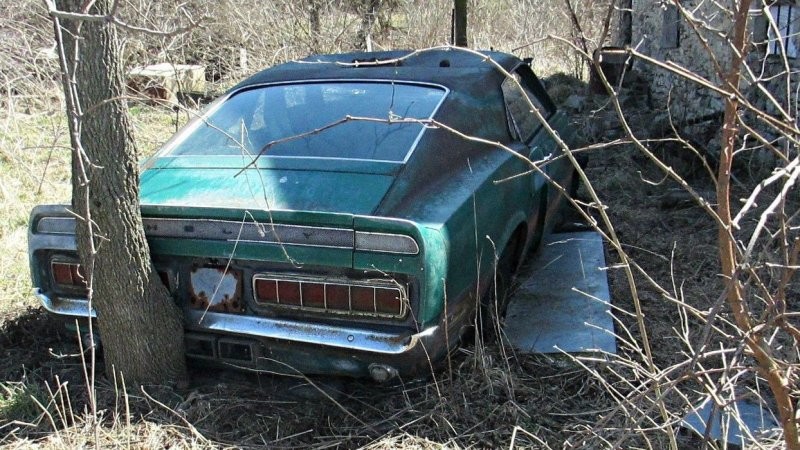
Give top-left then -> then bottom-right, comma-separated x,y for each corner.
624,0 -> 735,122
617,0 -> 800,161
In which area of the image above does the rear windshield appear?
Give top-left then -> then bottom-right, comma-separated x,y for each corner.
166,82 -> 446,162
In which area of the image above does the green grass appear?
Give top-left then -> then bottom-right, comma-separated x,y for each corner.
0,99 -> 181,321
0,109 -> 71,319
0,381 -> 47,425
129,103 -> 190,159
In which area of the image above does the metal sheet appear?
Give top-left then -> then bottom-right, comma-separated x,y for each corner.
681,397 -> 780,446
503,231 -> 616,354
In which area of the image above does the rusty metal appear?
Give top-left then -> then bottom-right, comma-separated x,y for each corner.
590,46 -> 632,94
189,266 -> 244,313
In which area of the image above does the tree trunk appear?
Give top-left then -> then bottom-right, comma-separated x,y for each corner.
53,0 -> 187,384
717,1 -> 799,448
356,0 -> 380,50
309,0 -> 323,53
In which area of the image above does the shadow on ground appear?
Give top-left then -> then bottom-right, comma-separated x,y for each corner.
0,305 -> 634,448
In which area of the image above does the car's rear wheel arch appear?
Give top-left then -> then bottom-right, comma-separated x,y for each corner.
529,186 -> 548,253
503,222 -> 528,274
477,223 -> 526,340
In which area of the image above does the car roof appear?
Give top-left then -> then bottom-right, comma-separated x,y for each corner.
232,49 -> 522,93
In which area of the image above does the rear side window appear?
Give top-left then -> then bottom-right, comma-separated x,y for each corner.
501,68 -> 554,143
167,82 -> 446,162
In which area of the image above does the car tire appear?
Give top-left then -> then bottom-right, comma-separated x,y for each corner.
568,153 -> 588,200
478,232 -> 521,342
528,191 -> 548,254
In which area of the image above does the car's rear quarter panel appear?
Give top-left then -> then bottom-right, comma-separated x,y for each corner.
374,82 -> 546,336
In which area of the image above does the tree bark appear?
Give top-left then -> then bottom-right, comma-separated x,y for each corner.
356,0 -> 380,50
309,0 -> 323,53
717,1 -> 798,448
53,0 -> 187,385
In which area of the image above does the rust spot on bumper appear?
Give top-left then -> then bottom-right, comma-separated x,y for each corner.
189,266 -> 244,313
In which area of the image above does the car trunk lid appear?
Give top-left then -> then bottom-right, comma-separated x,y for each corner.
140,166 -> 395,216
137,157 -> 407,268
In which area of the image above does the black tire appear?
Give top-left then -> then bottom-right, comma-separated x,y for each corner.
529,191 -> 547,254
478,233 -> 521,342
568,153 -> 588,200
568,169 -> 581,200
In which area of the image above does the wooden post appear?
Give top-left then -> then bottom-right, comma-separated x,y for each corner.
454,0 -> 467,47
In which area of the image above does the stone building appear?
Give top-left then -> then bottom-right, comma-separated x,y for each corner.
617,0 -> 800,128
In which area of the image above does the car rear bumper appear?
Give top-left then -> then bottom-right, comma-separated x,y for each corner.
36,288 -> 448,379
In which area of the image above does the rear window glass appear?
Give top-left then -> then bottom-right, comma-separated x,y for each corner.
167,82 -> 446,162
501,75 -> 545,143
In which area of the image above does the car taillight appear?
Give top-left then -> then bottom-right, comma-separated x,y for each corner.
254,278 -> 278,304
301,283 -> 325,308
375,287 -> 402,315
253,275 -> 406,318
277,281 -> 301,306
325,284 -> 349,310
350,286 -> 374,312
51,261 -> 86,288
51,260 -> 171,293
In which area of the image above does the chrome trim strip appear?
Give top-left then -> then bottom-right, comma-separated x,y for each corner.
35,216 -> 355,249
35,216 -> 420,255
144,218 -> 355,248
186,309 -> 431,355
355,231 -> 420,255
36,217 -> 76,235
36,289 -> 96,319
35,289 -> 430,355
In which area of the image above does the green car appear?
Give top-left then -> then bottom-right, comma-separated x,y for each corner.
28,49 -> 576,381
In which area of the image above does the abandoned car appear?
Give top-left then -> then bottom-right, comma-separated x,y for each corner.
28,49 -> 576,381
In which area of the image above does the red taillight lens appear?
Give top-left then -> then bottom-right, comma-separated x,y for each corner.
254,278 -> 278,304
52,263 -> 73,285
325,284 -> 349,310
51,261 -> 86,288
252,275 -> 406,318
302,283 -> 325,308
375,287 -> 402,315
277,280 -> 301,306
350,286 -> 374,312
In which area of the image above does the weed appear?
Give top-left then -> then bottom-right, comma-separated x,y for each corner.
0,380 -> 47,425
